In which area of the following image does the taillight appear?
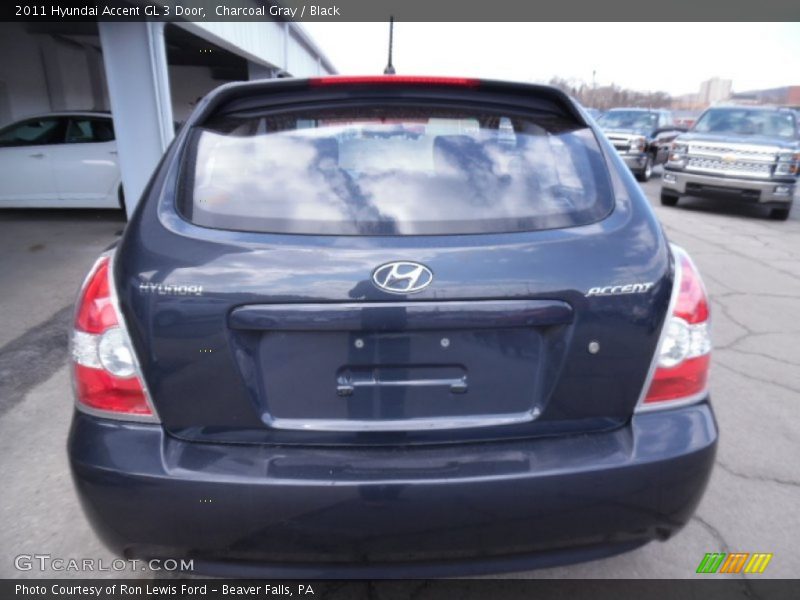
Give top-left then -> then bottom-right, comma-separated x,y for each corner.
71,255 -> 157,420
639,246 -> 711,409
309,75 -> 480,88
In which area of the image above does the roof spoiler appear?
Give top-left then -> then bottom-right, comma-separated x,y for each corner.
186,76 -> 589,128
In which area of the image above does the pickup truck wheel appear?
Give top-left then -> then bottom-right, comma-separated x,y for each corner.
770,207 -> 790,221
660,189 -> 679,207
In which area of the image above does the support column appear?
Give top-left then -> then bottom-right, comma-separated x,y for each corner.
98,22 -> 174,217
247,61 -> 277,80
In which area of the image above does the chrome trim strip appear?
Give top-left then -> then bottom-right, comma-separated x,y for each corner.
684,166 -> 772,180
688,142 -> 781,156
269,408 -> 541,432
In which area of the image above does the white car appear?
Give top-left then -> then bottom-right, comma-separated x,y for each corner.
0,111 -> 123,210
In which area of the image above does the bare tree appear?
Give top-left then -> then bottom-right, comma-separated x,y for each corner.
548,77 -> 672,110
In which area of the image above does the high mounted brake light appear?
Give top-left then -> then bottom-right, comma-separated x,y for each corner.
71,254 -> 157,421
309,75 -> 480,88
637,245 -> 711,410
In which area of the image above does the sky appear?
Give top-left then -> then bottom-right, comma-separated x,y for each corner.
301,22 -> 800,96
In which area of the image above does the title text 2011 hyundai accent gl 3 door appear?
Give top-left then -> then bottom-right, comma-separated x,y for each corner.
68,76 -> 716,577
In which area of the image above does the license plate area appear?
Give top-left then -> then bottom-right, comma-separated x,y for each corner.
258,328 -> 543,431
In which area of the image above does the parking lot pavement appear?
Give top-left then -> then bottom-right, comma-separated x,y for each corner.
0,180 -> 798,580
0,209 -> 125,579
0,210 -> 125,348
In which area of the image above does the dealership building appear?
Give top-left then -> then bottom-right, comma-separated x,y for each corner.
0,14 -> 335,215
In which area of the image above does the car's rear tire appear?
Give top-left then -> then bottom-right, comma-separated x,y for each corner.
770,206 -> 791,221
635,156 -> 653,182
660,189 -> 679,207
118,185 -> 127,219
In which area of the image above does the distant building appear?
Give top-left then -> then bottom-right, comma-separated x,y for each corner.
698,77 -> 732,105
730,86 -> 800,107
671,92 -> 701,111
671,77 -> 733,111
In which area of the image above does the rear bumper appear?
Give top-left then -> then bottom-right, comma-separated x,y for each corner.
662,168 -> 795,204
68,401 -> 717,577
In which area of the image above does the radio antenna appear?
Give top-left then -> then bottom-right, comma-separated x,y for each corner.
383,16 -> 396,75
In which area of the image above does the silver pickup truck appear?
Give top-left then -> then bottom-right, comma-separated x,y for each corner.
661,106 -> 799,220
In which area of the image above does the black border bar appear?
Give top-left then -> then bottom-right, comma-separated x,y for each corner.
4,579 -> 800,600
3,0 -> 800,22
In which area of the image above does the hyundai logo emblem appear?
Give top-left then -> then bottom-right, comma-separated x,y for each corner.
372,261 -> 433,294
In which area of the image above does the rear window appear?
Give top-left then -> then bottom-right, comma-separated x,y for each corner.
182,105 -> 613,235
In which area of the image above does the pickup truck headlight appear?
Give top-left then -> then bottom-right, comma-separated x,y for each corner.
628,136 -> 646,153
668,142 -> 688,166
774,151 -> 800,177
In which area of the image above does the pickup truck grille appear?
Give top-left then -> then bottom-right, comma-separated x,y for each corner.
606,135 -> 631,152
685,157 -> 773,178
685,143 -> 778,179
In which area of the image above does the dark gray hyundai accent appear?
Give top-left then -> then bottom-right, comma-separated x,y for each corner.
67,76 -> 716,577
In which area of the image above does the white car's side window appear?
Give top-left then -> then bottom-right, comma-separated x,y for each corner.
0,118 -> 62,147
65,118 -> 115,144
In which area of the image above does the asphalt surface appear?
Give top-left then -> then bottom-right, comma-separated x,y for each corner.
0,175 -> 798,581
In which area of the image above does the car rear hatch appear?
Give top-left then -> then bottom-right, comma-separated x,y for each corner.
115,76 -> 672,446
